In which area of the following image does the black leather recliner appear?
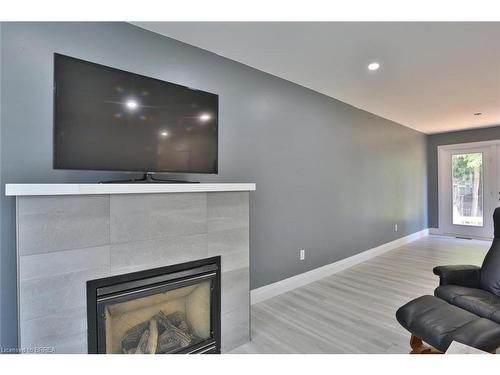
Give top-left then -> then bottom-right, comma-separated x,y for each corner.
433,207 -> 500,323
396,208 -> 500,353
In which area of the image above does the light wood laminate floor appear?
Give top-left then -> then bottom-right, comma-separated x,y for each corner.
232,236 -> 490,354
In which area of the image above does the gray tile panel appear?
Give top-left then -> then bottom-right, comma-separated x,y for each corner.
18,195 -> 110,255
110,193 -> 207,243
20,245 -> 110,281
207,192 -> 249,232
209,228 -> 249,272
221,267 -> 250,315
20,307 -> 87,349
110,234 -> 208,275
221,306 -> 250,352
20,267 -> 109,321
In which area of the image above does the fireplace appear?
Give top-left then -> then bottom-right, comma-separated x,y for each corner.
14,188 -> 251,353
86,257 -> 221,354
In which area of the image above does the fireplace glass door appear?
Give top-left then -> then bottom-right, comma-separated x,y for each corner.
88,259 -> 220,354
101,280 -> 212,354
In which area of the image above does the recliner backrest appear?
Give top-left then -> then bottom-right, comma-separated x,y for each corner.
480,207 -> 500,296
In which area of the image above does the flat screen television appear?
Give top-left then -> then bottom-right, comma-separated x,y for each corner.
53,53 -> 218,175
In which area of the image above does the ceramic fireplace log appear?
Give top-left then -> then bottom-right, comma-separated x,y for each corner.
135,329 -> 151,354
121,321 -> 149,353
120,311 -> 198,354
147,320 -> 158,354
155,312 -> 192,348
157,331 -> 181,353
167,312 -> 190,332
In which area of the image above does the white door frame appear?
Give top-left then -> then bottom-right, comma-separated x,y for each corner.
437,139 -> 500,240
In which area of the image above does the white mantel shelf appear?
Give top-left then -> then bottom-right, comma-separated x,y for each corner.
6,183 -> 256,196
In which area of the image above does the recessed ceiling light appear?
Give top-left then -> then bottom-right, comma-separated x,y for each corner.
160,131 -> 169,137
474,112 -> 482,116
367,62 -> 380,71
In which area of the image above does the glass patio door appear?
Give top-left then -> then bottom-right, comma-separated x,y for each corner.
439,144 -> 496,239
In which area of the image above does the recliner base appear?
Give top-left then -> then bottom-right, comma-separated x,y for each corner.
408,334 -> 497,354
409,334 -> 442,354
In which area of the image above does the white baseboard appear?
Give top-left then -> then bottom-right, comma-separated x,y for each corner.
250,228 -> 430,305
429,227 -> 492,241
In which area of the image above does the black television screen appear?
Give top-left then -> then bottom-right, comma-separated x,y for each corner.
53,54 -> 218,174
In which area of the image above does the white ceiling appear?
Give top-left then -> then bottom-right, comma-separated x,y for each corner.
133,22 -> 500,134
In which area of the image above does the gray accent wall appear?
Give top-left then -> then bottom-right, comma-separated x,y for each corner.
0,22 -> 428,348
427,125 -> 500,228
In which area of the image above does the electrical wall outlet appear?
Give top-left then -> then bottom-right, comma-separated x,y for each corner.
395,224 -> 398,232
299,249 -> 305,261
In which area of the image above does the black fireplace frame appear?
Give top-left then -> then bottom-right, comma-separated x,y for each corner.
86,256 -> 221,354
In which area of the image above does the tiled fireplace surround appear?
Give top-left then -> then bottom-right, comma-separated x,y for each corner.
14,189 -> 251,353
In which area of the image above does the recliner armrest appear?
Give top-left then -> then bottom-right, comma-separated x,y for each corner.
433,265 -> 481,288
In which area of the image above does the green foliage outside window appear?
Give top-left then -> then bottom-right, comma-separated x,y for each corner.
452,153 -> 482,179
